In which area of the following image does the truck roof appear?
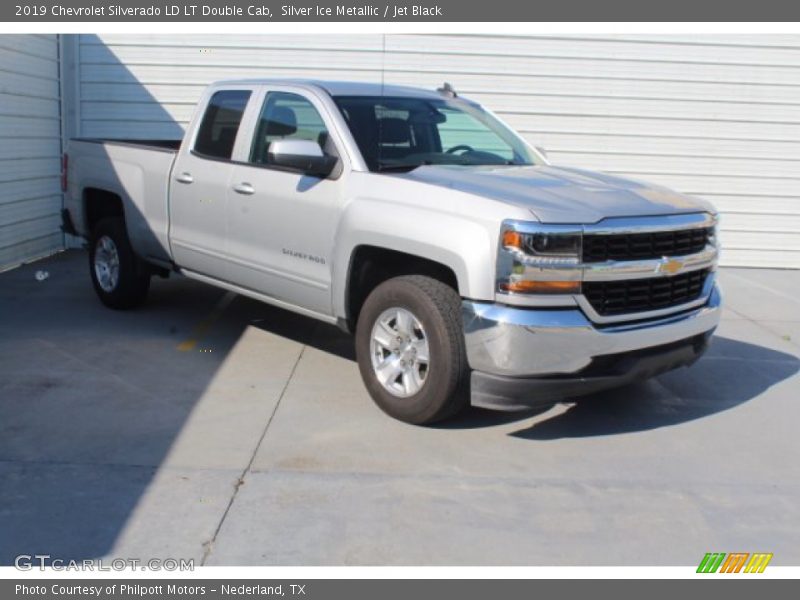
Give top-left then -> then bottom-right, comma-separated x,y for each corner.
213,78 -> 448,99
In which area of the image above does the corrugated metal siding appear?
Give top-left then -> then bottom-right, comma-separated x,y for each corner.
0,34 -> 63,270
76,34 -> 800,268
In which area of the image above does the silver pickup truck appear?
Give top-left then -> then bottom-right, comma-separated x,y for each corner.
62,79 -> 721,424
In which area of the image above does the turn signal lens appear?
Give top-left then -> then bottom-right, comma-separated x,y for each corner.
502,230 -> 523,249
501,229 -> 581,259
499,280 -> 580,294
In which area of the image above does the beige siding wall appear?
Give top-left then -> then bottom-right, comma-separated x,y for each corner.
75,34 -> 800,268
0,35 -> 62,270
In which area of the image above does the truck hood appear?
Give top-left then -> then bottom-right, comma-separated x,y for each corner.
399,164 -> 715,223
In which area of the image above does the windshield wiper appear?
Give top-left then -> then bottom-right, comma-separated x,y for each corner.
376,159 -> 524,172
375,160 -> 432,172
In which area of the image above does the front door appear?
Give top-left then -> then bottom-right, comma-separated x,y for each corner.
225,89 -> 345,316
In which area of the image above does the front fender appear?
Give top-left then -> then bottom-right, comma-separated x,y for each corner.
331,198 -> 498,320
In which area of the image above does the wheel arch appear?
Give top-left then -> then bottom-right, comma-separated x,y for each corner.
341,245 -> 462,332
83,187 -> 125,235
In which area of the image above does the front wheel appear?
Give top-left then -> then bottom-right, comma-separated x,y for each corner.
89,218 -> 151,309
355,275 -> 469,425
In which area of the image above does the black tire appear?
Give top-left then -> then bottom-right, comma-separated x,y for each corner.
88,217 -> 151,309
355,275 -> 470,425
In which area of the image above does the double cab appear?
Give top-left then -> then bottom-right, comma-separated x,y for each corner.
63,79 -> 722,424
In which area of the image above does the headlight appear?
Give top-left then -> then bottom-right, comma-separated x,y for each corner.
502,230 -> 581,261
497,221 -> 582,295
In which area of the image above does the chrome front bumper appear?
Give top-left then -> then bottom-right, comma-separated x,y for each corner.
462,283 -> 722,409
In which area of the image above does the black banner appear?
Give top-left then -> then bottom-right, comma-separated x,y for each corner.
4,579 -> 799,600
4,0 -> 800,22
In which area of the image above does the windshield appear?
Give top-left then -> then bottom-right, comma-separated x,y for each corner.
333,95 -> 539,172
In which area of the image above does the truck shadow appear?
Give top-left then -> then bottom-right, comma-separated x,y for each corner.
4,254 -> 798,567
505,336 -> 799,439
2,35 -> 208,566
0,258 -> 352,567
0,255 -> 240,565
242,307 -> 800,439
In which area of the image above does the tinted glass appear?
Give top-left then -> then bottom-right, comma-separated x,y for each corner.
194,90 -> 251,159
251,92 -> 330,165
334,95 -> 537,171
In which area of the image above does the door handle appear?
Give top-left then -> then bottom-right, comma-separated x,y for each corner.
233,182 -> 255,195
175,172 -> 194,184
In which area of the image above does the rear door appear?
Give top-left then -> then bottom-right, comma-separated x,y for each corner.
169,87 -> 256,279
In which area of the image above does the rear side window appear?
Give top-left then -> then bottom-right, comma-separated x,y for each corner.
194,90 -> 251,159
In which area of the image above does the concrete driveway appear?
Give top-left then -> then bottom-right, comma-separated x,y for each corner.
1,250 -> 798,566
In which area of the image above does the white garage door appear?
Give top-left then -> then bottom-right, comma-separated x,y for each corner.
73,33 -> 800,268
0,34 -> 63,270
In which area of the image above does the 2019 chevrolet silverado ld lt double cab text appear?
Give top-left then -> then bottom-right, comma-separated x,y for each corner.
62,80 -> 722,424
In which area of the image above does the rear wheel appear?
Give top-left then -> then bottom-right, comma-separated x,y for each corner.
89,218 -> 150,309
355,275 -> 469,425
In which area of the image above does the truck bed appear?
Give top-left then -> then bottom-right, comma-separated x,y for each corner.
71,138 -> 182,152
65,136 -> 180,263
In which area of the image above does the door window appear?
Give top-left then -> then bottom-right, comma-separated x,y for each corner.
194,90 -> 251,159
250,92 -> 331,165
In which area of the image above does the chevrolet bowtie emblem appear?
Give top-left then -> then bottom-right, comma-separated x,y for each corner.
658,257 -> 685,276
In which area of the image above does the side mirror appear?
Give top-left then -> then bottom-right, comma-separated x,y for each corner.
268,139 -> 337,177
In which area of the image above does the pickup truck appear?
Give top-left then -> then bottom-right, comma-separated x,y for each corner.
62,79 -> 722,425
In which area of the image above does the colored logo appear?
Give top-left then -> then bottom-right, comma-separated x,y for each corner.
697,552 -> 773,573
658,256 -> 686,276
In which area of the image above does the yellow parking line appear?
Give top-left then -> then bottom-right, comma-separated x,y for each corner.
177,291 -> 237,351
